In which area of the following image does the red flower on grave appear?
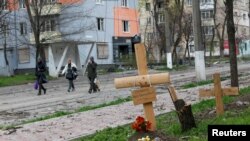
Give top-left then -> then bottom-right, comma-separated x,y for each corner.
131,116 -> 151,132
136,116 -> 145,125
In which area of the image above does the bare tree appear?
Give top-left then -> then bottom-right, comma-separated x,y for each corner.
224,0 -> 239,87
193,0 -> 206,81
213,0 -> 227,58
24,0 -> 94,67
170,0 -> 185,65
152,0 -> 165,62
152,0 -> 185,66
183,13 -> 193,65
0,0 -> 12,76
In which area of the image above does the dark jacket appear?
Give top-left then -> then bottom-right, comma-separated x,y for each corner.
87,61 -> 97,78
36,61 -> 47,83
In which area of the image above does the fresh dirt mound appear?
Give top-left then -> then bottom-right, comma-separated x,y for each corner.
196,93 -> 250,119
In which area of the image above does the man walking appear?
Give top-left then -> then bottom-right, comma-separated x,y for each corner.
87,56 -> 97,94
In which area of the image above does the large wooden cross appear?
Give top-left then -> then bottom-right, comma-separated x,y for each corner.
114,44 -> 170,131
199,73 -> 239,115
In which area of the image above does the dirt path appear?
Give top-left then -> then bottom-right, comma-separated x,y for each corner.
0,62 -> 249,141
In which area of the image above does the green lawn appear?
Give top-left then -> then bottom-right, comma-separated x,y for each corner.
0,73 -> 54,87
0,74 -> 36,87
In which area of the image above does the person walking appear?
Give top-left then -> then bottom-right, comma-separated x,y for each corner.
36,58 -> 47,95
87,56 -> 98,94
62,58 -> 77,92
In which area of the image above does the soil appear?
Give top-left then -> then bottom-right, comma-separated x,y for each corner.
128,93 -> 250,141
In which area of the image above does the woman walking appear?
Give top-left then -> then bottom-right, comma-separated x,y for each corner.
62,58 -> 77,92
36,58 -> 47,95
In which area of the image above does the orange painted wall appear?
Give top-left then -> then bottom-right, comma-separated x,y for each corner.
114,7 -> 139,37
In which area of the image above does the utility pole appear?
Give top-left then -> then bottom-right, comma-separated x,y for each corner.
164,0 -> 173,69
192,0 -> 206,81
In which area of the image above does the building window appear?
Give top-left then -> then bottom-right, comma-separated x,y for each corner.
45,0 -> 57,4
234,12 -> 238,17
202,26 -> 213,35
122,20 -> 129,32
157,2 -> 163,11
97,44 -> 109,59
147,33 -> 153,41
19,0 -> 25,9
201,10 -> 214,19
97,18 -> 104,31
147,17 -> 151,25
1,21 -> 9,36
121,0 -> 128,7
20,22 -> 27,35
158,13 -> 165,23
189,45 -> 195,53
243,14 -> 246,20
18,48 -> 30,64
41,19 -> 56,32
145,3 -> 150,11
186,0 -> 192,5
95,0 -> 102,4
1,0 -> 7,10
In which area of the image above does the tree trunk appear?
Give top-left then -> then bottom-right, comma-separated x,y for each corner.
165,1 -> 173,69
192,0 -> 206,81
167,87 -> 196,132
225,0 -> 239,87
174,100 -> 196,132
3,29 -> 11,76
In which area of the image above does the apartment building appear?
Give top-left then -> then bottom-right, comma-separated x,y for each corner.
139,0 -> 250,60
138,0 -> 165,62
187,0 -> 250,57
0,0 -> 139,76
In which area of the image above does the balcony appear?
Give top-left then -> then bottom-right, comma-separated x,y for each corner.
31,3 -> 62,16
29,31 -> 62,44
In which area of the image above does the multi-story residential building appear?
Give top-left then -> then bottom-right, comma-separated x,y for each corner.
139,0 -> 250,61
0,0 -> 139,76
185,0 -> 250,57
138,0 -> 165,63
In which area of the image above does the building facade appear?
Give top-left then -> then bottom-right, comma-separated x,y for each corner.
138,0 -> 250,61
0,0 -> 139,76
186,0 -> 250,57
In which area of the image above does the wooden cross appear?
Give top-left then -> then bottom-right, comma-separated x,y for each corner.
199,73 -> 239,115
114,43 -> 171,131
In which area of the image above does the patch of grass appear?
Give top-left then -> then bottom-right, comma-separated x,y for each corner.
72,86 -> 250,141
180,76 -> 230,89
73,125 -> 134,141
0,73 -> 56,87
239,56 -> 250,61
0,97 -> 132,130
75,97 -> 131,112
0,74 -> 36,87
155,65 -> 188,71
